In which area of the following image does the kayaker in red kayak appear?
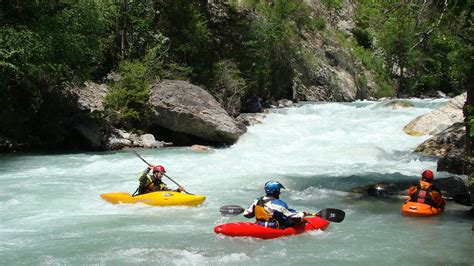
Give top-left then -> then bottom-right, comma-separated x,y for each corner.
407,170 -> 445,209
243,181 -> 309,228
134,165 -> 184,196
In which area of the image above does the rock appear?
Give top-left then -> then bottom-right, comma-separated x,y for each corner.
468,173 -> 474,212
63,81 -> 108,112
105,128 -> 164,150
148,80 -> 246,144
139,134 -> 164,148
72,116 -> 108,149
244,95 -> 262,113
0,137 -> 15,152
107,137 -> 132,150
277,99 -> 294,108
437,150 -> 474,175
415,122 -> 465,157
403,92 -> 466,136
384,100 -> 415,109
238,113 -> 267,126
351,176 -> 469,199
190,144 -> 214,153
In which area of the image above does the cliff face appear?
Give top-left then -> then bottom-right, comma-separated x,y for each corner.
289,0 -> 372,102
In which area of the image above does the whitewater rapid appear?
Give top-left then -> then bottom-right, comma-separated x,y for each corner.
1,99 -> 472,265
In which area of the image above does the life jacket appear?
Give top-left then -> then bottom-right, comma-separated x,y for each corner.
410,180 -> 436,206
253,197 -> 281,228
255,197 -> 272,222
142,175 -> 168,193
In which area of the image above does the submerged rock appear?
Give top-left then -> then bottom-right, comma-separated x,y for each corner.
383,100 -> 415,109
190,144 -> 214,153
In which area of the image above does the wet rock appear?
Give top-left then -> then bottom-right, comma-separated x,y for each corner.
384,100 -> 415,109
238,113 -> 267,126
0,137 -> 15,152
106,129 -> 165,150
403,92 -> 466,136
277,99 -> 295,108
190,144 -> 214,153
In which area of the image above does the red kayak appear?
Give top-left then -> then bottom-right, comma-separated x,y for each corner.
214,216 -> 330,239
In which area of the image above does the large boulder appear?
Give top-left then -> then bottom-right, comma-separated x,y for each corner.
403,92 -> 467,136
415,122 -> 465,157
437,150 -> 474,175
148,80 -> 246,144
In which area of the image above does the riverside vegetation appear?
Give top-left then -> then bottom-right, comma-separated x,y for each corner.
0,0 -> 472,155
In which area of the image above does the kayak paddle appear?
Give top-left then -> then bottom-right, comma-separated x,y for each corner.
132,151 -> 194,195
219,205 -> 346,223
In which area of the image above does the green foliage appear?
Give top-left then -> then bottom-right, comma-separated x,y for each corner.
104,61 -> 149,128
158,0 -> 215,84
311,16 -> 326,31
0,2 -> 112,139
142,35 -> 192,81
352,27 -> 372,49
334,31 -> 395,98
236,0 -> 316,99
355,0 -> 473,97
211,60 -> 247,99
322,0 -> 343,10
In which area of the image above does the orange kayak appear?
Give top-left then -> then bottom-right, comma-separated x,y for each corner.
401,201 -> 442,217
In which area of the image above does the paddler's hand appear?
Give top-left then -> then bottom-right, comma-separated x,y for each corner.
177,186 -> 185,192
303,211 -> 312,216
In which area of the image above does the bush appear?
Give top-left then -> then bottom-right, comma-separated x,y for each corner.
104,61 -> 150,128
352,28 -> 373,49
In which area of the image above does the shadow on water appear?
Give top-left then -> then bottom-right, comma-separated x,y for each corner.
280,172 -> 419,192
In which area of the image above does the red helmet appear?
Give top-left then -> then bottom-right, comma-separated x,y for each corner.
152,165 -> 166,173
421,170 -> 434,180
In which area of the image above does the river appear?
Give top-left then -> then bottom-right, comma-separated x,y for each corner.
1,99 -> 472,265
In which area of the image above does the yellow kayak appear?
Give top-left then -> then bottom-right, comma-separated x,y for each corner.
100,191 -> 206,206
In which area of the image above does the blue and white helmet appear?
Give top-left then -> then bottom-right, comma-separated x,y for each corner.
264,181 -> 285,195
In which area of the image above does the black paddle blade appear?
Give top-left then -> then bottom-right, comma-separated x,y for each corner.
220,205 -> 245,217
316,208 -> 345,223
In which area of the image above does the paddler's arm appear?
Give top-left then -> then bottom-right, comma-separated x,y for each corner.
430,190 -> 446,208
243,199 -> 258,218
138,168 -> 151,186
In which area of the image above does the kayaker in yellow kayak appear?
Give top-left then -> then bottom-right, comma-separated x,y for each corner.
134,165 -> 185,196
407,170 -> 445,209
243,181 -> 309,229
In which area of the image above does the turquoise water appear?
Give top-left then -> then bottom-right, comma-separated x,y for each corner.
1,99 -> 472,265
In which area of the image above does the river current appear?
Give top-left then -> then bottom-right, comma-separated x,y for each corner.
1,99 -> 472,265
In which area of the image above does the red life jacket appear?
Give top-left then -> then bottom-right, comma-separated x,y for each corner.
410,180 -> 436,207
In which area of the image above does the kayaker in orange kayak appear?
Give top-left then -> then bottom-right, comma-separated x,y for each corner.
134,165 -> 184,196
407,170 -> 445,209
243,181 -> 309,228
